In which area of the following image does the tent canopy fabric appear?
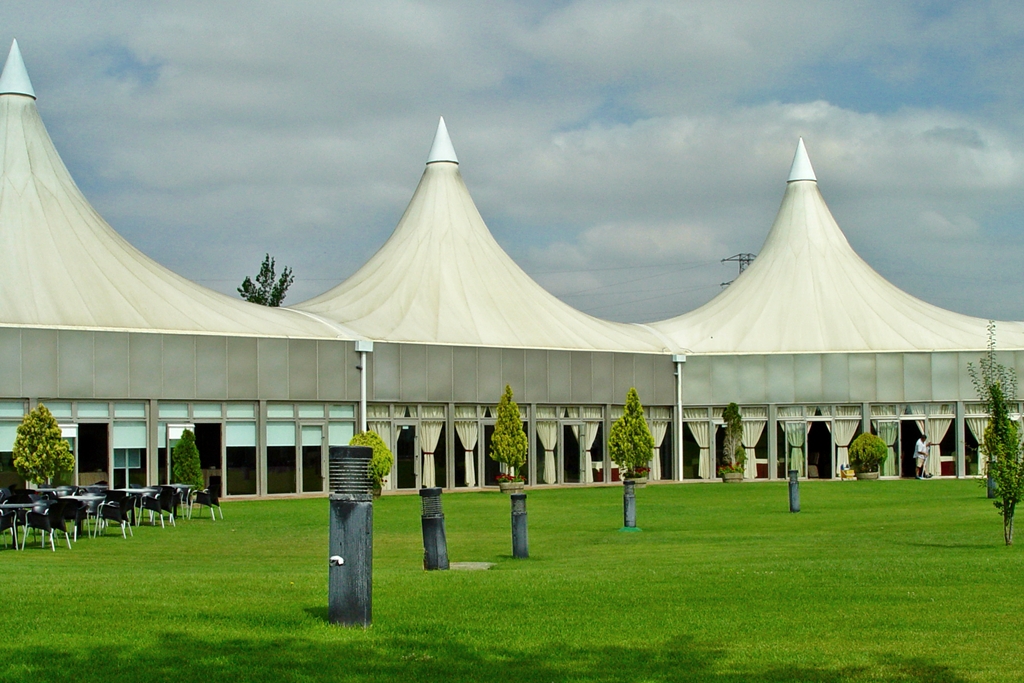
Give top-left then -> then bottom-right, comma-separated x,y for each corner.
650,139 -> 1024,354
0,42 -> 354,341
294,118 -> 669,353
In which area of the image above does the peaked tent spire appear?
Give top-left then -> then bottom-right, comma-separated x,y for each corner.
787,137 -> 815,182
426,116 -> 458,164
0,39 -> 35,98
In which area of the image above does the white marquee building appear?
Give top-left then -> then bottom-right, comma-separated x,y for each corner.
0,41 -> 1019,497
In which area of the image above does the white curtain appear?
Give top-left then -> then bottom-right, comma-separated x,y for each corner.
966,415 -> 989,475
687,421 -> 711,479
367,419 -> 393,489
907,405 -> 926,436
833,420 -> 860,471
873,420 -> 899,476
741,420 -> 766,479
419,406 -> 445,489
454,406 -> 478,487
582,407 -> 602,483
537,421 -> 558,484
926,416 -> 951,477
645,407 -> 671,480
784,421 -> 806,476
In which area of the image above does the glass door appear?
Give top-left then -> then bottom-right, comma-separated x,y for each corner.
301,425 -> 324,492
395,423 -> 418,489
562,423 -> 583,483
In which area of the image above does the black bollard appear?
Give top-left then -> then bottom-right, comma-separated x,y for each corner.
511,492 -> 528,559
987,464 -> 996,499
327,445 -> 374,627
623,479 -> 638,529
788,469 -> 800,513
419,487 -> 449,570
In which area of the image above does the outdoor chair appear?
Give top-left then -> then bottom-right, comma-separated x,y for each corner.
192,488 -> 223,521
141,490 -> 175,528
0,509 -> 17,549
98,494 -> 134,539
9,491 -> 39,504
61,499 -> 89,541
0,488 -> 10,504
22,500 -> 71,551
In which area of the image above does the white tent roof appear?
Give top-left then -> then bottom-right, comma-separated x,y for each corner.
294,118 -> 669,353
0,42 -> 353,340
651,139 -> 1024,354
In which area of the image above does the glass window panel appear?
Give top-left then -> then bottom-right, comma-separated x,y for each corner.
226,422 -> 256,448
301,425 -> 322,446
113,422 -> 147,449
44,402 -> 72,419
267,445 -> 296,494
298,404 -> 325,419
114,402 -> 146,418
329,405 -> 355,419
78,402 -> 110,419
59,424 -> 77,439
329,422 -> 355,447
226,445 -> 257,495
226,403 -> 256,419
266,422 -> 296,447
0,423 -> 18,451
159,403 -> 189,419
267,404 -> 294,419
193,403 -> 223,419
0,402 -> 24,418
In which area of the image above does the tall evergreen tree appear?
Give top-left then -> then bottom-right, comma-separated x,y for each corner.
609,388 -> 655,477
12,404 -> 73,486
238,253 -> 294,306
172,429 -> 205,492
489,385 -> 528,478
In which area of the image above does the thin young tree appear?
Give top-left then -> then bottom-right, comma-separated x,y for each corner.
968,322 -> 1024,545
609,388 -> 655,478
12,404 -> 73,486
721,402 -> 745,473
238,253 -> 295,306
489,385 -> 528,479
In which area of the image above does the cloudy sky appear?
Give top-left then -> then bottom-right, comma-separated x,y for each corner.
6,2 -> 1024,323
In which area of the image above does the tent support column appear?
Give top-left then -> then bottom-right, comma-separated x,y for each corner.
672,355 -> 686,481
355,341 -> 374,433
955,400 -> 965,478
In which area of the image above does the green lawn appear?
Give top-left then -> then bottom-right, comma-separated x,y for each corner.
1,480 -> 1020,682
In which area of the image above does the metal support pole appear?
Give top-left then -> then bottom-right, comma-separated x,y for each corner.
788,469 -> 800,513
327,445 -> 374,627
419,487 -> 449,570
354,340 -> 373,434
623,479 -> 638,529
511,492 -> 528,559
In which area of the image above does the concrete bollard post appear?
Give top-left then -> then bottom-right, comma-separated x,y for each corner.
788,469 -> 800,513
419,487 -> 449,570
511,492 -> 528,559
327,445 -> 373,627
623,479 -> 637,528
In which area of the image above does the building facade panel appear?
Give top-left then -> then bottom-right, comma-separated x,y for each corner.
735,354 -> 767,404
523,349 -> 548,403
821,354 -> 850,403
427,345 -> 454,402
875,353 -> 904,402
903,353 -> 932,401
58,330 -> 94,398
570,352 -> 592,403
162,334 -> 196,399
22,329 -> 58,398
94,332 -> 129,398
372,342 -> 400,401
931,352 -> 959,400
226,337 -> 258,399
711,355 -> 738,404
0,328 -> 21,397
257,338 -> 289,399
399,343 -> 427,401
794,354 -> 823,403
129,333 -> 163,398
195,335 -> 227,399
681,354 -> 712,404
452,345 -> 477,402
288,339 -> 318,400
765,354 -> 795,404
547,350 -> 571,404
848,353 -> 877,402
315,339 -> 345,400
501,348 -> 526,400
476,347 -> 503,402
592,352 -> 614,404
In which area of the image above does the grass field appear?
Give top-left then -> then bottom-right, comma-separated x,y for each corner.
2,480 -> 1021,682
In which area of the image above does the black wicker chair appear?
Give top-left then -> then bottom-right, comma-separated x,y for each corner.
98,493 -> 134,538
192,488 -> 223,521
0,509 -> 17,549
23,500 -> 71,551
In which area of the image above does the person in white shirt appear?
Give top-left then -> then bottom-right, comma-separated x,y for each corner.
915,435 -> 932,479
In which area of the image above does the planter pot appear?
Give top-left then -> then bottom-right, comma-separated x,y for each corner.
372,486 -> 382,500
623,477 -> 647,489
499,481 -> 525,494
720,472 -> 744,483
855,471 -> 879,480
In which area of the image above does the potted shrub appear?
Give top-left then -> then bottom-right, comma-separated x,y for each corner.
349,430 -> 393,497
609,388 -> 655,488
172,429 -> 205,492
12,404 -> 73,487
718,403 -> 746,483
490,385 -> 528,493
849,432 -> 887,480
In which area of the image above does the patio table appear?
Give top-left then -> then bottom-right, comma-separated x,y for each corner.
60,495 -> 105,537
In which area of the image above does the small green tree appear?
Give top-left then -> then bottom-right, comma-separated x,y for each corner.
238,253 -> 294,306
849,433 -> 887,473
12,404 -> 73,486
968,322 -> 1024,545
720,402 -> 746,473
172,429 -> 205,492
609,388 -> 655,478
350,430 -> 393,490
489,385 -> 528,480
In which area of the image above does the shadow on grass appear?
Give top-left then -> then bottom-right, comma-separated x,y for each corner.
0,631 -> 969,683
